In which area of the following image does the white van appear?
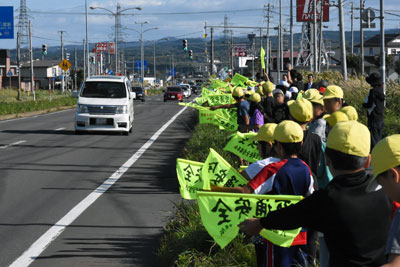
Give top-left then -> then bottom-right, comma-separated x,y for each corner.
74,76 -> 135,135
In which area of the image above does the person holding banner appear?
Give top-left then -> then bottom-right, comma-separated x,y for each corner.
241,93 -> 264,133
212,120 -> 314,267
239,121 -> 392,267
261,81 -> 276,124
210,87 -> 250,133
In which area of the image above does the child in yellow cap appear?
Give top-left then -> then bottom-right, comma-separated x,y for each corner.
262,81 -> 276,123
239,120 -> 392,267
367,135 -> 400,267
304,89 -> 327,141
213,120 -> 314,267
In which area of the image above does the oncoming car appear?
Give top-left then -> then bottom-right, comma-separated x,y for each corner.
74,76 -> 135,135
164,86 -> 184,102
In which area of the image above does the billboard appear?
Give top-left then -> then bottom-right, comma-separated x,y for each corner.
109,42 -> 115,55
297,0 -> 329,22
95,42 -> 108,53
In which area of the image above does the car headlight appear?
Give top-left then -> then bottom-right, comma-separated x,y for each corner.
115,105 -> 128,114
77,104 -> 88,113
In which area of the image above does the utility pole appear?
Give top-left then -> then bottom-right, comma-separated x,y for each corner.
266,3 -> 271,73
74,48 -> 78,90
172,54 -> 175,85
59,30 -> 65,94
278,0 -> 282,80
140,24 -> 144,88
280,0 -> 283,73
339,0 -> 348,80
351,2 -> 354,54
319,0 -> 324,71
85,0 -> 89,78
29,20 -> 35,101
290,0 -> 294,66
83,39 -> 86,79
153,42 -> 156,84
360,0 -> 364,74
380,0 -> 386,93
260,28 -> 263,78
231,31 -> 234,75
17,32 -> 21,95
313,0 -> 318,72
210,27 -> 214,76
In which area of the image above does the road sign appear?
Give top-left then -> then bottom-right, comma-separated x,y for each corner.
0,6 -> 14,39
95,42 -> 108,53
7,69 -> 13,76
230,51 -> 247,57
168,68 -> 176,76
362,8 -> 376,29
51,77 -> 55,81
296,0 -> 330,22
59,59 -> 72,72
135,60 -> 148,71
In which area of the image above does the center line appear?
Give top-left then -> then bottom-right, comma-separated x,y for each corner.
9,105 -> 189,267
0,140 -> 27,149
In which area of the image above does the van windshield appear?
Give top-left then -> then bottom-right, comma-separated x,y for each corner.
81,82 -> 127,98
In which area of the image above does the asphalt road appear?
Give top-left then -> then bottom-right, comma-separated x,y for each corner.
0,94 -> 197,267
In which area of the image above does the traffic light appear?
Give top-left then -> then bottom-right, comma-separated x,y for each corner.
66,53 -> 70,61
89,56 -> 95,65
42,44 -> 47,56
189,50 -> 193,59
182,39 -> 187,51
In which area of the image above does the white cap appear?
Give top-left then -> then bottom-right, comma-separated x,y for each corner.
285,91 -> 292,99
289,87 -> 299,93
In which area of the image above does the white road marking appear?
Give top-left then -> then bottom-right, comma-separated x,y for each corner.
9,105 -> 189,267
0,140 -> 27,149
54,127 -> 65,131
0,109 -> 73,124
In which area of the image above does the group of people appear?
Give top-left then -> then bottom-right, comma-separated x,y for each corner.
207,68 -> 397,267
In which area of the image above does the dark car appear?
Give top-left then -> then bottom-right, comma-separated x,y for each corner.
164,87 -> 184,102
131,86 -> 145,102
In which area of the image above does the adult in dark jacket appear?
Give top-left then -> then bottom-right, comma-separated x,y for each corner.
363,72 -> 385,150
304,73 -> 317,90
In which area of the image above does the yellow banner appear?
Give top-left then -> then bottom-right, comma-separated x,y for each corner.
224,132 -> 262,163
176,159 -> 209,199
197,191 -> 302,249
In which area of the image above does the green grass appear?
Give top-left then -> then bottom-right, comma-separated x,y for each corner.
0,89 -> 77,116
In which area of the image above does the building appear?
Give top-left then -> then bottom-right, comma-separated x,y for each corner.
358,34 -> 400,56
0,50 -> 19,89
20,60 -> 63,90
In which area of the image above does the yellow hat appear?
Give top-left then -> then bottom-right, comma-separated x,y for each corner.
304,89 -> 324,105
249,93 -> 262,103
322,85 -> 344,100
246,90 -> 255,95
273,120 -> 304,143
371,135 -> 400,178
257,85 -> 264,96
232,87 -> 244,97
287,98 -> 313,123
323,111 -> 349,128
340,106 -> 358,121
252,123 -> 277,143
262,81 -> 274,93
327,121 -> 370,157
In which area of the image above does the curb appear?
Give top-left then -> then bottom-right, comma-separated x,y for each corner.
0,105 -> 76,121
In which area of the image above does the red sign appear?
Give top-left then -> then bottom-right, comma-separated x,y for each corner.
297,0 -> 329,22
109,42 -> 115,55
230,51 -> 247,57
233,44 -> 247,53
95,42 -> 108,53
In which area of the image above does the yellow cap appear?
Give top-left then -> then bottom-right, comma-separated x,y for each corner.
287,98 -> 313,123
340,106 -> 358,121
322,85 -> 344,100
246,90 -> 255,95
262,81 -> 274,93
249,93 -> 262,103
232,87 -> 244,97
327,121 -> 370,157
252,123 -> 277,143
303,89 -> 324,105
371,135 -> 400,177
323,111 -> 349,128
273,120 -> 304,143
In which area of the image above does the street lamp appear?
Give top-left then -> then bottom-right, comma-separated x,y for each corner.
153,38 -> 169,87
90,4 -> 142,75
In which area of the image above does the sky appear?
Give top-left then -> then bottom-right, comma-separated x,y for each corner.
0,0 -> 399,50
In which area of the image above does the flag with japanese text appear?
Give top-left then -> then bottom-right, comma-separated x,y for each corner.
224,132 -> 262,163
202,148 -> 248,188
176,159 -> 209,200
231,73 -> 249,87
207,94 -> 234,106
197,191 -> 302,249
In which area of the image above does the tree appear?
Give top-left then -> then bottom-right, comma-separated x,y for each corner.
346,54 -> 361,74
394,60 -> 400,76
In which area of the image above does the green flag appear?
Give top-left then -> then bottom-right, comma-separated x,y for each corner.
215,114 -> 238,132
179,102 -> 210,110
231,73 -> 248,87
207,94 -> 234,106
261,47 -> 266,70
202,148 -> 248,187
210,79 -> 228,89
224,132 -> 262,163
195,97 -> 208,105
199,109 -> 221,125
197,191 -> 302,249
176,159 -> 209,199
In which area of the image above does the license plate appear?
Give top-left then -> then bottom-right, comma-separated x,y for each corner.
96,118 -> 108,125
171,95 -> 175,99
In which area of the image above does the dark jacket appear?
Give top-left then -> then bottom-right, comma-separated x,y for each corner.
299,130 -> 322,181
262,96 -> 276,123
362,86 -> 385,122
260,170 -> 391,267
272,102 -> 289,123
304,82 -> 316,90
